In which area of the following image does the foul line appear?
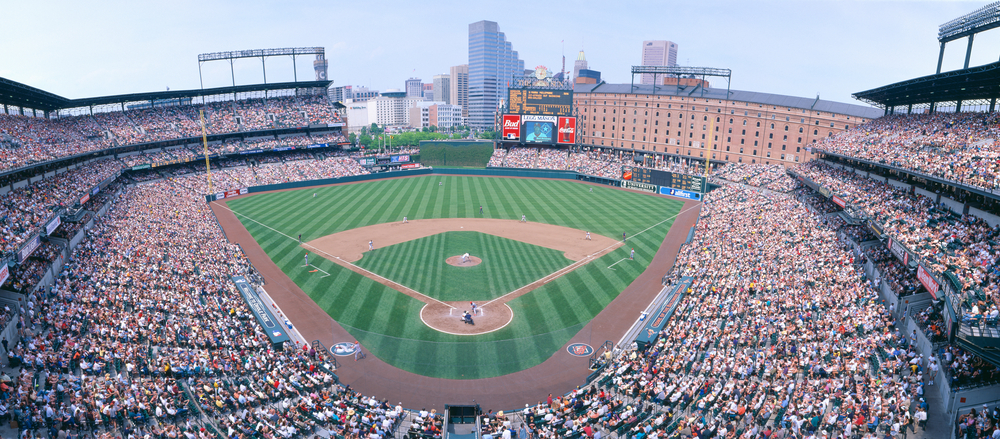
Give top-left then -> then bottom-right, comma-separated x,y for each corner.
607,258 -> 628,270
211,201 -> 455,310
310,264 -> 331,278
482,201 -> 703,307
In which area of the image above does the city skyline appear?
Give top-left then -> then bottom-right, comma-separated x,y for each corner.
1,0 -> 997,108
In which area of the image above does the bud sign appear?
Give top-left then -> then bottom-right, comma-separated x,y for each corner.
502,115 -> 521,141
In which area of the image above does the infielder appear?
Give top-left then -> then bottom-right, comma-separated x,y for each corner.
586,232 -> 591,240
403,216 -> 408,223
369,240 -> 374,251
521,214 -> 526,223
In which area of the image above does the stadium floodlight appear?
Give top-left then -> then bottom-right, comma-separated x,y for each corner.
939,1 -> 1000,43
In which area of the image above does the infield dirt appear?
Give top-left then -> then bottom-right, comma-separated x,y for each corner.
302,218 -> 622,335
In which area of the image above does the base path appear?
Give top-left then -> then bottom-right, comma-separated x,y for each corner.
304,218 -> 622,334
210,180 -> 700,411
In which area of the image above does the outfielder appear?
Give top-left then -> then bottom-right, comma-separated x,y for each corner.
369,240 -> 374,251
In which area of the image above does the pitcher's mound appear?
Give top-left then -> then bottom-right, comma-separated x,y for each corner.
446,255 -> 482,267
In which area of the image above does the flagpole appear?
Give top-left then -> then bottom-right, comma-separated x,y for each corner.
201,110 -> 213,194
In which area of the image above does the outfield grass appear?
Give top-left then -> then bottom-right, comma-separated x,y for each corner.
226,176 -> 682,379
356,231 -> 572,302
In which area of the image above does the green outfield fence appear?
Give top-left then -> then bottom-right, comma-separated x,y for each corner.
418,140 -> 495,167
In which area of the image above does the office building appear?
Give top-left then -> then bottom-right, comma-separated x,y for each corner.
409,102 -> 463,130
573,51 -> 588,83
405,78 -> 423,99
468,20 -> 524,129
640,41 -> 678,85
450,64 -> 469,118
433,74 -> 451,106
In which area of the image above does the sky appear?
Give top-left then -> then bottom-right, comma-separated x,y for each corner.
2,0 -> 998,108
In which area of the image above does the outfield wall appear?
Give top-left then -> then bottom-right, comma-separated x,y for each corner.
207,166 -> 723,202
418,141 -> 495,168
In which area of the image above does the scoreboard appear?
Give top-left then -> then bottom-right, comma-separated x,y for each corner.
508,89 -> 573,116
624,167 -> 705,193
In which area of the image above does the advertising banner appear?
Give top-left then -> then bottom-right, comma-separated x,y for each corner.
832,196 -> 846,208
620,180 -> 657,194
0,264 -> 7,287
215,192 -> 225,200
239,149 -> 264,155
390,155 -> 410,163
502,115 -> 521,141
889,238 -> 907,262
917,264 -> 940,299
45,216 -> 61,236
272,146 -> 296,151
19,235 -> 41,263
401,163 -> 420,169
660,187 -> 702,201
80,194 -> 90,205
307,143 -> 327,149
131,164 -> 151,171
556,117 -> 577,144
224,189 -> 240,199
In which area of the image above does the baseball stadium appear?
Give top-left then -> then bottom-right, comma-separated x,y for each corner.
2,4 -> 1000,439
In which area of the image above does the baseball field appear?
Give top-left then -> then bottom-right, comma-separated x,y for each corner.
224,175 -> 683,379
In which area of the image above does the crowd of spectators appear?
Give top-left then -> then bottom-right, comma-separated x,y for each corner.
502,147 -> 537,168
0,167 -> 405,439
567,151 -> 626,180
792,160 -> 1000,323
815,112 -> 1000,192
712,163 -> 797,192
589,185 -> 936,438
0,96 -> 344,172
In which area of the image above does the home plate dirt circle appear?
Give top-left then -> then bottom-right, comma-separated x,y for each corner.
446,255 -> 482,267
420,301 -> 513,335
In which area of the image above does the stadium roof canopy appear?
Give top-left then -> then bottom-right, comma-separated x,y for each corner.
574,83 -> 884,119
0,77 -> 332,112
852,61 -> 1000,110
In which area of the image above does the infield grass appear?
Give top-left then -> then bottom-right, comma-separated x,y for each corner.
226,175 -> 683,379
356,231 -> 572,302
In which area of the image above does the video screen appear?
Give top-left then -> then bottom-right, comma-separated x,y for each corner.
523,121 -> 554,143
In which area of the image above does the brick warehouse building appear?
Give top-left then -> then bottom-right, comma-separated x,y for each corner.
572,83 -> 883,166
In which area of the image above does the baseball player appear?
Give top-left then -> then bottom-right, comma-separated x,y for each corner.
299,234 -> 302,244
623,232 -> 627,243
630,248 -> 635,260
353,341 -> 362,361
369,240 -> 374,251
471,302 -> 478,315
403,216 -> 408,223
313,193 -> 316,198
304,253 -> 309,266
480,205 -> 484,215
521,214 -> 526,223
586,232 -> 591,241
590,187 -> 593,193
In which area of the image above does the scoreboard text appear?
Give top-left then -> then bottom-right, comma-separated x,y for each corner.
508,89 -> 573,116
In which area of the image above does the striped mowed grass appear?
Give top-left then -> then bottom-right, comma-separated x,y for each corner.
226,175 -> 683,379
355,231 -> 572,302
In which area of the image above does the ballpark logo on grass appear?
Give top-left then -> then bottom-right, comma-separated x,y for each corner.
567,343 -> 594,357
331,342 -> 359,356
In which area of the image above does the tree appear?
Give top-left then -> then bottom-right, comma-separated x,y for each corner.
348,133 -> 357,144
370,123 -> 383,135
